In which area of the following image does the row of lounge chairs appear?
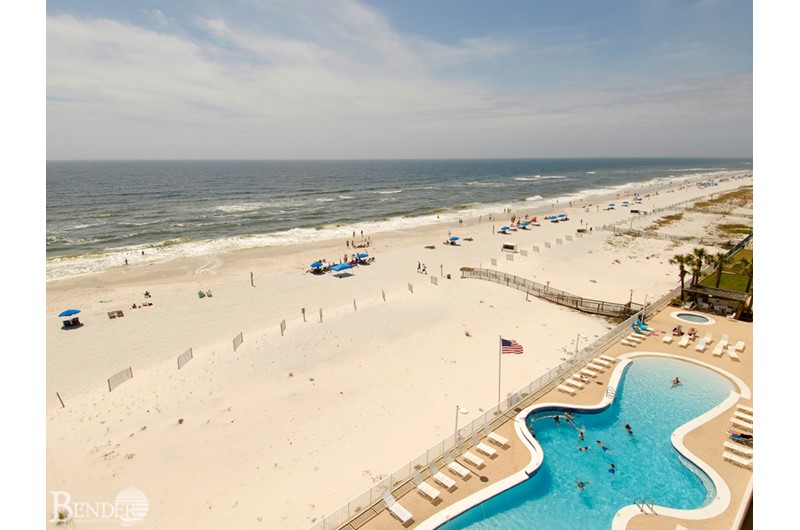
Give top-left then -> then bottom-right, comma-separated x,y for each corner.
383,431 -> 512,525
557,355 -> 617,396
723,403 -> 753,469
663,331 -> 746,361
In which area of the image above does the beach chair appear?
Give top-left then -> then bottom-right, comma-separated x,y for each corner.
723,440 -> 754,457
579,368 -> 599,379
462,451 -> 485,469
712,342 -> 725,357
447,460 -> 471,479
587,361 -> 607,373
564,377 -> 585,389
702,332 -> 713,344
592,358 -> 612,368
383,491 -> 413,524
733,340 -> 746,352
727,346 -> 740,361
719,334 -> 730,348
621,339 -> 638,347
662,334 -> 674,344
694,338 -> 708,352
415,481 -> 440,502
723,451 -> 753,469
737,404 -> 754,414
476,442 -> 497,458
732,411 -> 753,423
599,355 -> 617,364
433,471 -> 456,491
730,418 -> 753,432
557,384 -> 577,395
678,334 -> 691,348
626,334 -> 645,343
487,432 -> 509,447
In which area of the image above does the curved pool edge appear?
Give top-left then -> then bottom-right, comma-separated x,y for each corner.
611,351 -> 752,529
416,352 -> 751,530
414,358 -> 634,530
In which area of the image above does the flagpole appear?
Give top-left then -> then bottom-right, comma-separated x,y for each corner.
498,335 -> 502,404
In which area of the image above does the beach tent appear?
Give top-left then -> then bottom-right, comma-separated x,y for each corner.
330,263 -> 353,272
58,309 -> 81,317
356,253 -> 369,258
499,226 -> 510,233
310,261 -> 323,269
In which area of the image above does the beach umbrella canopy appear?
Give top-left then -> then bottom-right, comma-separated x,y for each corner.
520,221 -> 530,226
310,261 -> 323,268
557,213 -> 566,218
608,203 -> 615,207
449,236 -> 459,241
356,253 -> 369,258
500,226 -> 510,231
330,263 -> 353,272
58,309 -> 81,317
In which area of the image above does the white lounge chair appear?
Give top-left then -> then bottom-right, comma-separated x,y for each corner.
383,491 -> 413,524
728,346 -> 740,361
732,411 -> 753,423
415,481 -> 440,501
719,334 -> 730,348
487,432 -> 509,447
587,361 -> 606,372
599,355 -> 617,363
621,339 -> 638,347
662,334 -> 674,344
592,358 -> 612,368
462,451 -> 485,469
694,338 -> 708,352
476,442 -> 497,458
447,460 -> 471,478
557,384 -> 577,395
433,471 -> 456,491
627,334 -> 645,342
564,377 -> 585,389
678,334 -> 691,348
733,340 -> 746,352
730,418 -> 753,432
723,440 -> 754,457
737,404 -> 754,414
723,451 -> 753,469
579,368 -> 599,379
702,332 -> 713,343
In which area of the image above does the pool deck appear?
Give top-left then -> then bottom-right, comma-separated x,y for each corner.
351,305 -> 753,530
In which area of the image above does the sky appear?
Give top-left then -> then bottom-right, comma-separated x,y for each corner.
44,0 -> 753,160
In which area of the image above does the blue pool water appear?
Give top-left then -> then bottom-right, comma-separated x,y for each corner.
676,313 -> 711,324
438,357 -> 734,530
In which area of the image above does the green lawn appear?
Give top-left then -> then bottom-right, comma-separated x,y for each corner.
699,248 -> 753,292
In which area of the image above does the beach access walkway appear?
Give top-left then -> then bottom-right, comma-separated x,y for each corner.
461,267 -> 641,319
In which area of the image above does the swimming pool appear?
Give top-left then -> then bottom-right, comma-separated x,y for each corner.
672,312 -> 716,325
436,357 -> 734,530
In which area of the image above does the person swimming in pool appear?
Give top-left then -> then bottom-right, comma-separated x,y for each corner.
596,440 -> 610,453
575,478 -> 590,491
672,377 -> 682,388
624,423 -> 634,437
608,463 -> 617,475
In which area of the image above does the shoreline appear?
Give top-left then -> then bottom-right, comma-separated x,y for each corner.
46,172 -> 752,528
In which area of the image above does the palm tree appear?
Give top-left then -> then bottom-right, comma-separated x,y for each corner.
691,247 -> 708,286
669,253 -> 691,300
734,257 -> 753,293
708,251 -> 733,288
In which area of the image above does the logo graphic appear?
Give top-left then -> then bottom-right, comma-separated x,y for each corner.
50,488 -> 149,526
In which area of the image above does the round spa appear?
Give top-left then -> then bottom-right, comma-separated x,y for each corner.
671,312 -> 716,326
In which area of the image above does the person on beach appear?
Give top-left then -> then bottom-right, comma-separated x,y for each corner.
672,377 -> 681,388
417,262 -> 421,272
672,325 -> 684,336
688,328 -> 697,340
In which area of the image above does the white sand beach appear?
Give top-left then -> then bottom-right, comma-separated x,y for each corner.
45,173 -> 752,529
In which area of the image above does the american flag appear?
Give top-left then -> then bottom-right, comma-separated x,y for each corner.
501,338 -> 524,354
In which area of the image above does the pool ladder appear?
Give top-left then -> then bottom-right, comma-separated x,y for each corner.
633,497 -> 657,515
606,386 -> 616,399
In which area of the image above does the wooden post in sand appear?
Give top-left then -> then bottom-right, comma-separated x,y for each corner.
57,392 -> 65,408
319,308 -> 323,323
301,308 -> 306,322
353,299 -> 357,311
382,290 -> 386,301
250,271 -> 254,287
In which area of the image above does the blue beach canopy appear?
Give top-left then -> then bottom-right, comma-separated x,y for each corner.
58,309 -> 81,317
500,226 -> 510,231
449,236 -> 459,241
557,213 -> 566,218
520,221 -> 530,226
330,263 -> 353,272
608,203 -> 616,207
356,253 -> 369,258
310,261 -> 323,268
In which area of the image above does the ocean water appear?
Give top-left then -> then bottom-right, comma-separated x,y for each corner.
46,158 -> 751,280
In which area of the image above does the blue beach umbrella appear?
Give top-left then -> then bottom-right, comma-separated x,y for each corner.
330,263 -> 353,272
608,203 -> 616,207
500,226 -> 510,231
557,213 -> 566,218
520,221 -> 530,226
356,253 -> 369,258
449,236 -> 459,241
58,309 -> 81,317
310,261 -> 323,268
